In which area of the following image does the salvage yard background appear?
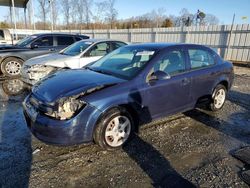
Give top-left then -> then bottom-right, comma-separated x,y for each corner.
11,24 -> 250,63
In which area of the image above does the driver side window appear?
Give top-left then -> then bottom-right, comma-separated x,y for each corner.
89,42 -> 111,57
32,36 -> 53,47
153,50 -> 186,76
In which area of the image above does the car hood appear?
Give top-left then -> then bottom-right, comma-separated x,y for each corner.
25,53 -> 77,67
0,45 -> 27,52
32,69 -> 125,103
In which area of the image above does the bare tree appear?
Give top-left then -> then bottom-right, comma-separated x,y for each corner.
105,0 -> 118,29
70,0 -> 79,29
49,0 -> 59,30
93,1 -> 108,29
37,0 -> 48,29
204,14 -> 219,25
82,0 -> 93,29
61,0 -> 71,29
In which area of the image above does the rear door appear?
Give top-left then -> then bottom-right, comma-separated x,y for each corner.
186,47 -> 218,103
141,48 -> 192,118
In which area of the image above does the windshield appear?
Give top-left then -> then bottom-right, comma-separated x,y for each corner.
88,46 -> 156,80
61,41 -> 93,56
15,35 -> 37,47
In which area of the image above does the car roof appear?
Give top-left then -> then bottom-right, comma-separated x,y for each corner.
31,33 -> 87,37
79,38 -> 126,43
125,43 -> 210,50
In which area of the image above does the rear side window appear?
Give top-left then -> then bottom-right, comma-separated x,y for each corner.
153,50 -> 186,76
75,37 -> 82,41
89,42 -> 111,57
57,36 -> 74,46
188,49 -> 215,69
32,36 -> 53,47
113,42 -> 126,50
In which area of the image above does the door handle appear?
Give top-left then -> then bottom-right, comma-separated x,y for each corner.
182,78 -> 190,85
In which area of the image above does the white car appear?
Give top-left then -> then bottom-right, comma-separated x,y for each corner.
21,39 -> 127,85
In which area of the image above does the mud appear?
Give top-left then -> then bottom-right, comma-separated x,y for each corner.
0,66 -> 250,187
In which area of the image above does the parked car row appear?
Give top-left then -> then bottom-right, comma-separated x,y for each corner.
0,33 -> 89,77
21,41 -> 234,150
21,39 -> 127,85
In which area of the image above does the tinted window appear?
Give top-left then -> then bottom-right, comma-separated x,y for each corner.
57,36 -> 74,45
75,37 -> 82,41
188,49 -> 215,69
153,50 -> 186,75
89,42 -> 111,57
113,42 -> 126,50
32,36 -> 53,47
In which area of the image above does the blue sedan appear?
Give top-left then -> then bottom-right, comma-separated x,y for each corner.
23,43 -> 234,150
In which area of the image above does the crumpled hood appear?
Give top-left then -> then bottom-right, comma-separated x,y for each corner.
25,53 -> 76,67
32,69 -> 125,103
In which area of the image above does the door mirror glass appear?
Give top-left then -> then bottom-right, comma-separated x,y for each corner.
148,70 -> 171,82
30,43 -> 38,49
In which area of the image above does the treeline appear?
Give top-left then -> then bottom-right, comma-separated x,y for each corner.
2,0 -> 219,30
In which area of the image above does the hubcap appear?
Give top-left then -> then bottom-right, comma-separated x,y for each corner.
105,115 -> 131,147
3,79 -> 24,95
5,61 -> 22,75
214,89 -> 226,109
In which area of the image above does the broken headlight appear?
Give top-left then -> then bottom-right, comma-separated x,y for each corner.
45,96 -> 86,120
29,65 -> 57,79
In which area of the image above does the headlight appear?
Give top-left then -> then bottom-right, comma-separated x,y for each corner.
45,95 -> 86,120
30,64 -> 56,73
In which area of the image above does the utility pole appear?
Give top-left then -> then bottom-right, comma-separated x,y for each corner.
11,0 -> 18,40
49,0 -> 54,32
31,0 -> 36,30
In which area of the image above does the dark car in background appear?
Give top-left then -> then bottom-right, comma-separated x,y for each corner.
23,43 -> 234,150
0,33 -> 89,77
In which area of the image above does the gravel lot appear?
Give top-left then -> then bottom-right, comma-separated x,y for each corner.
0,66 -> 250,188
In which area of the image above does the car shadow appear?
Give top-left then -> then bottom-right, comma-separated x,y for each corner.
227,90 -> 250,110
123,88 -> 195,187
123,134 -> 196,187
0,79 -> 32,188
184,107 -> 250,145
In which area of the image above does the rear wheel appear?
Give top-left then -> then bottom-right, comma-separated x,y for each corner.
94,107 -> 134,150
209,84 -> 227,111
1,57 -> 23,77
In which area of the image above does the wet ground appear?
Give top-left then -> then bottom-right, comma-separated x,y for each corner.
0,66 -> 250,188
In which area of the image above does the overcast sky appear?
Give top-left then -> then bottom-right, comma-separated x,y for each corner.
0,0 -> 249,25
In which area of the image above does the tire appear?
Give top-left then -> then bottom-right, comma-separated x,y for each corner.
209,84 -> 227,111
94,107 -> 134,150
2,79 -> 25,96
1,57 -> 24,77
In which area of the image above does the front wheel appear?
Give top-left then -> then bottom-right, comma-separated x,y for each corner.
94,108 -> 134,150
1,57 -> 24,77
209,84 -> 227,111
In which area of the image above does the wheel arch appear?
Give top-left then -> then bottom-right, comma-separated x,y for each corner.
92,103 -> 141,140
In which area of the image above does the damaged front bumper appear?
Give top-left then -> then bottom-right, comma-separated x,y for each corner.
23,95 -> 102,145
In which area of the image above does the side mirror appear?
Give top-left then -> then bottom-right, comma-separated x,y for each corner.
148,70 -> 171,82
30,43 -> 38,49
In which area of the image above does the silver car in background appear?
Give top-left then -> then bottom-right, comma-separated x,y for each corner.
21,39 -> 127,85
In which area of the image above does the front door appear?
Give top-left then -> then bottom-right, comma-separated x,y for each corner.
141,49 -> 191,119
